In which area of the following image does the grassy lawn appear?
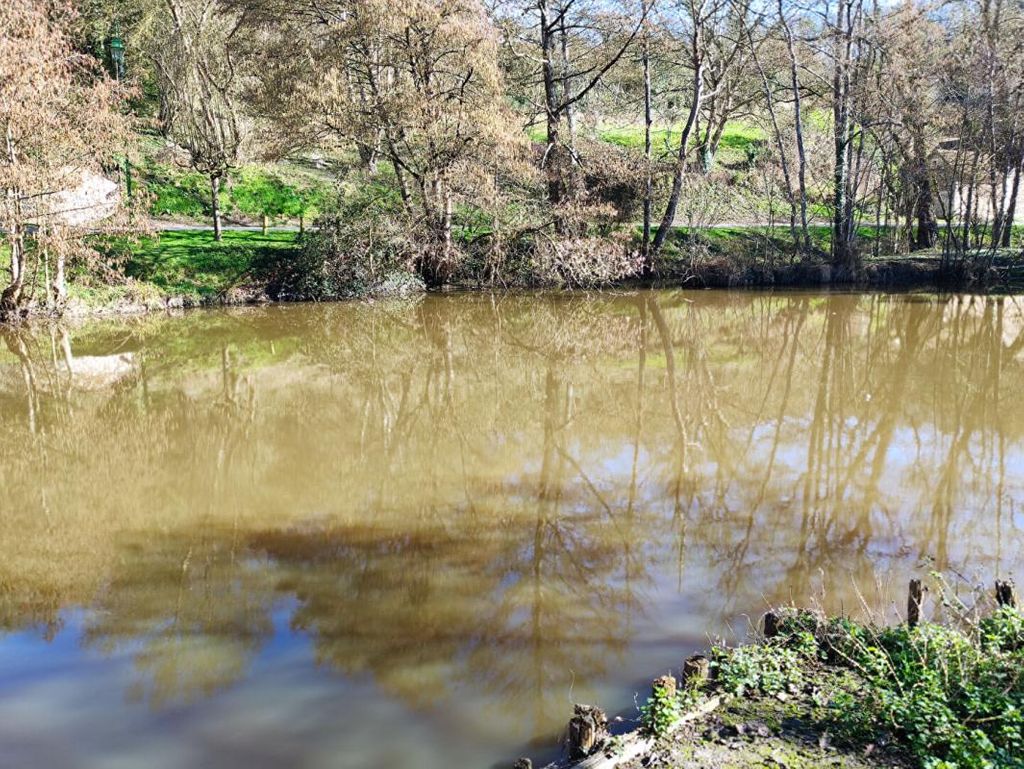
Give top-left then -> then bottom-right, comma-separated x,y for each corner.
595,122 -> 763,152
135,134 -> 335,223
121,229 -> 300,298
526,121 -> 765,164
661,224 -> 900,259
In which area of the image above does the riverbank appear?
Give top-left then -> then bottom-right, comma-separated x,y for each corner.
524,580 -> 1023,769
6,226 -> 1023,320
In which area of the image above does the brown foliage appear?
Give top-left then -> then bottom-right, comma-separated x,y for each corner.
0,0 -> 136,318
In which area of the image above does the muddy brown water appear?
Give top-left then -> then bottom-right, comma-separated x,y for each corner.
0,290 -> 1021,769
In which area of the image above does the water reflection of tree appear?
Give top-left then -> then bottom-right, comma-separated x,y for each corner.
1,292 -> 1023,722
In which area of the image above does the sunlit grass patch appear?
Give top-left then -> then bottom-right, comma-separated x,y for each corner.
116,229 -> 300,298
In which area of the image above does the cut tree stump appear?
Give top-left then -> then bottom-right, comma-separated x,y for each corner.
908,579 -> 923,628
652,674 -> 676,698
555,695 -> 723,769
996,579 -> 1017,608
566,704 -> 608,760
681,655 -> 710,687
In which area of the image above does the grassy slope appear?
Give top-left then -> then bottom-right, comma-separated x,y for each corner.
526,122 -> 764,166
122,229 -> 300,298
136,135 -> 335,224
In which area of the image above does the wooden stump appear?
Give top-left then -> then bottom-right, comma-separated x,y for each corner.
652,674 -> 676,698
996,579 -> 1017,608
681,655 -> 710,688
567,704 -> 608,760
763,611 -> 780,639
908,579 -> 923,628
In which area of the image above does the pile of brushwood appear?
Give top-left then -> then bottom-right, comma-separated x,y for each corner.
540,584 -> 1024,769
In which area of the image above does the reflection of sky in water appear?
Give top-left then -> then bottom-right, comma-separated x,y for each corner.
1,292 -> 1023,768
0,594 -> 716,768
0,608 -> 491,769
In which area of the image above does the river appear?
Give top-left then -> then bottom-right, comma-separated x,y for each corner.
0,290 -> 1021,768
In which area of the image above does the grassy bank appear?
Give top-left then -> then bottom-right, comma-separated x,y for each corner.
5,223 -> 1013,318
134,135 -> 335,226
534,583 -> 1024,769
46,230 -> 303,316
123,229 -> 300,298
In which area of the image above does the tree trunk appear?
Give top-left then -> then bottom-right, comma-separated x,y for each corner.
651,48 -> 704,257
358,141 -> 379,174
914,181 -> 937,250
908,125 -> 937,250
779,0 -> 810,251
830,0 -> 859,270
558,3 -> 576,151
539,0 -> 567,229
211,173 -> 223,242
641,9 -> 653,275
1,229 -> 25,317
441,185 -> 453,275
262,214 -> 269,235
51,251 -> 67,310
1002,158 -> 1021,248
750,26 -> 799,253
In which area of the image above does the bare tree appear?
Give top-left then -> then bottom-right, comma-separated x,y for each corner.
156,0 -> 247,241
1,0 -> 134,318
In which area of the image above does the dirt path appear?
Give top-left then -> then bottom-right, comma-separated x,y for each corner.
147,217 -> 300,232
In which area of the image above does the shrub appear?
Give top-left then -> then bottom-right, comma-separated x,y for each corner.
714,603 -> 1024,768
576,139 -> 648,232
640,676 -> 681,737
529,232 -> 643,287
712,633 -> 815,698
827,615 -> 1024,768
270,183 -> 423,299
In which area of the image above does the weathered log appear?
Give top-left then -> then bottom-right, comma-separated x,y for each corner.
681,654 -> 710,688
996,579 -> 1017,608
763,611 -> 780,639
566,704 -> 608,760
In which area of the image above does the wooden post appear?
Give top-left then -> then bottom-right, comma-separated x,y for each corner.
566,704 -> 608,760
763,611 -> 779,639
681,655 -> 710,688
908,579 -> 923,628
996,579 -> 1017,608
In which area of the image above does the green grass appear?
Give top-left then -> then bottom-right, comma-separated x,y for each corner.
655,224 -> 904,262
137,154 -> 334,224
120,229 -> 300,298
526,121 -> 766,164
643,599 -> 1024,769
595,122 -> 763,153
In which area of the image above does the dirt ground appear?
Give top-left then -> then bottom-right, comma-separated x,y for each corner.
617,693 -> 911,769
